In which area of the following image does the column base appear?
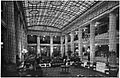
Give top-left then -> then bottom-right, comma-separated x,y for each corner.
2,64 -> 19,77
108,52 -> 117,67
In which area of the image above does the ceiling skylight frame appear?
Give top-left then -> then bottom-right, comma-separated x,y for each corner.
23,0 -> 98,29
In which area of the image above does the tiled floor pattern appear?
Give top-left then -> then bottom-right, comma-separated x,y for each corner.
42,66 -> 106,77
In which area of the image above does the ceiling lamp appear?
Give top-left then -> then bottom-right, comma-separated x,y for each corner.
28,1 -> 40,5
29,10 -> 39,14
50,1 -> 63,6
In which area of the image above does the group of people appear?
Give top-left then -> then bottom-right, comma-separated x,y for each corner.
18,52 -> 73,70
17,53 -> 42,71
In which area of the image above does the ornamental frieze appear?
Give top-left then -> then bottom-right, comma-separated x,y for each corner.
63,1 -> 119,34
27,30 -> 62,36
28,26 -> 61,32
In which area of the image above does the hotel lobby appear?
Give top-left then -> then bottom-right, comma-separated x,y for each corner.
1,1 -> 119,77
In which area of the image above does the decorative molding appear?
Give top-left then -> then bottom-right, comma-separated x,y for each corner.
28,1 -> 40,5
28,26 -> 61,32
28,44 -> 61,46
27,30 -> 62,36
50,1 -> 63,6
29,10 -> 39,14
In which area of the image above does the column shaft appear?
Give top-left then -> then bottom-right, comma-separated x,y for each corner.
37,36 -> 40,55
61,36 -> 64,57
78,28 -> 83,60
50,36 -> 53,57
90,22 -> 95,63
4,2 -> 16,63
109,12 -> 117,66
16,15 -> 22,61
109,12 -> 117,52
71,32 -> 74,52
65,35 -> 68,56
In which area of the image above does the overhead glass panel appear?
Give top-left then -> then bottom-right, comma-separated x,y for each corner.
23,1 -> 98,29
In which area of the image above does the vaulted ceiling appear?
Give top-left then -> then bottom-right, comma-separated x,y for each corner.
23,1 -> 97,30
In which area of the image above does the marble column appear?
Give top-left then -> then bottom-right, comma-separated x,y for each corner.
65,35 -> 68,56
4,2 -> 16,64
16,15 -> 22,61
37,36 -> 41,55
78,28 -> 83,60
70,32 -> 74,53
109,12 -> 117,66
50,35 -> 53,57
61,36 -> 64,57
90,21 -> 95,63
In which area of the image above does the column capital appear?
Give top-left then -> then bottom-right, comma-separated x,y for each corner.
90,21 -> 96,25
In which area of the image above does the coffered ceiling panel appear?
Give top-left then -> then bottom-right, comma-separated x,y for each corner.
23,0 -> 97,29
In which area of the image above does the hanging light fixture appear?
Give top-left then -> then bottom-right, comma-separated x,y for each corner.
50,1 -> 63,6
29,10 -> 39,14
28,1 -> 40,5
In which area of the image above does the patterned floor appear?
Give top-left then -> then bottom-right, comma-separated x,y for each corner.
42,66 -> 106,77
2,65 -> 107,77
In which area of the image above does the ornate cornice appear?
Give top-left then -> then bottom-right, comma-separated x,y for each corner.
62,1 -> 119,34
27,25 -> 61,32
27,30 -> 62,36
